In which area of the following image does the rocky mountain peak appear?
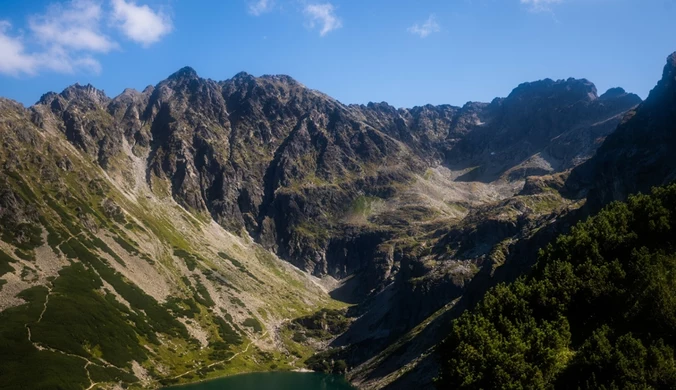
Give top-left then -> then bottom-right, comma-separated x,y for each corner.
259,74 -> 300,85
642,51 -> 676,107
0,97 -> 24,111
150,67 -> 224,115
168,66 -> 199,81
108,87 -> 150,117
365,101 -> 399,114
667,51 -> 676,73
600,87 -> 627,99
37,91 -> 59,106
227,72 -> 257,87
565,52 -> 676,209
121,87 -> 139,95
34,84 -> 110,117
232,71 -> 253,79
116,88 -> 142,100
60,83 -> 109,105
598,87 -> 641,109
508,77 -> 598,103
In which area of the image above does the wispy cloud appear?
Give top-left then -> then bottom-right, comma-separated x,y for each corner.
6,0 -> 114,76
249,0 -> 275,16
0,0 -> 173,77
30,0 -> 116,53
111,0 -> 173,47
408,14 -> 440,38
0,19 -> 102,76
520,0 -> 564,12
0,21 -> 38,76
304,3 -> 342,37
36,47 -> 102,74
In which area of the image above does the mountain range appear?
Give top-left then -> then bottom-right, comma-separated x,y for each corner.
0,51 -> 674,390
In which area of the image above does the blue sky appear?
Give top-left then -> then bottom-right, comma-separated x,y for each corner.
0,0 -> 673,108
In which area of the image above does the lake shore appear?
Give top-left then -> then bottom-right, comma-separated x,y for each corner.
163,371 -> 354,390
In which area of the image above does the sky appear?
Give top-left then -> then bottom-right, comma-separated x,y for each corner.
0,0 -> 674,108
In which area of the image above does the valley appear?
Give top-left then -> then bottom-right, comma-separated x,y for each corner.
0,50 -> 675,390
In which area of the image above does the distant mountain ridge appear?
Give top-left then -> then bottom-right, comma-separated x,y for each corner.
30,68 -> 641,280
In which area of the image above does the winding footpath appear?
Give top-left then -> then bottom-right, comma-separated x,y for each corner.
22,230 -> 273,389
165,330 -> 269,383
24,285 -> 51,344
23,284 -> 123,390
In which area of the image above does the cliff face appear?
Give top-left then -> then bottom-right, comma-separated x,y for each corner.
0,62 -> 647,389
447,79 -> 641,182
567,53 -> 676,210
29,68 -> 640,283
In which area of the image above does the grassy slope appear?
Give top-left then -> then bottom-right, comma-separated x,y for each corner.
0,109 -> 344,389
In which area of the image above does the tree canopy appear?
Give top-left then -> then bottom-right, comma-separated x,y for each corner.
437,184 -> 676,389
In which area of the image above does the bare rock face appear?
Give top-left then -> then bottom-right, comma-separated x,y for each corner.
446,78 -> 641,182
107,86 -> 154,151
567,52 -> 676,210
33,84 -> 124,169
26,68 -> 641,290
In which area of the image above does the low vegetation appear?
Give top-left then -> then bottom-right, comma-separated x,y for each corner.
0,249 -> 16,277
32,263 -> 147,368
306,349 -> 348,374
175,248 -> 200,271
292,308 -> 350,340
437,184 -> 676,389
282,308 -> 352,373
0,286 -> 91,389
243,317 -> 264,333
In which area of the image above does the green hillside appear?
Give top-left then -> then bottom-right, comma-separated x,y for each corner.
438,184 -> 676,389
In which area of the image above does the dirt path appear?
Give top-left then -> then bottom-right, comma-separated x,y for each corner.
37,287 -> 50,322
84,361 -> 99,390
25,285 -> 51,344
165,330 -> 269,382
23,284 -> 128,390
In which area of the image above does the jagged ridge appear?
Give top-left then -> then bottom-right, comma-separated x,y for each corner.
0,61 -> 651,390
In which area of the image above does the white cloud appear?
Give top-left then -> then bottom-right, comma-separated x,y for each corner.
407,14 -> 440,38
38,46 -> 102,74
111,0 -> 173,46
304,3 -> 342,37
29,0 -> 116,53
0,0 -> 172,77
520,0 -> 564,12
0,21 -> 38,76
0,20 -> 101,76
249,0 -> 274,16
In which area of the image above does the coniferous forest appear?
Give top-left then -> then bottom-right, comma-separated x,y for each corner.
438,184 -> 676,389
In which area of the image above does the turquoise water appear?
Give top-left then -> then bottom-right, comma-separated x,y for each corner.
167,372 -> 356,389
